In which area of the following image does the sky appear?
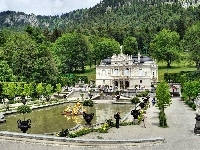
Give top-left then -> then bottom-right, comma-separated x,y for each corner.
0,0 -> 101,16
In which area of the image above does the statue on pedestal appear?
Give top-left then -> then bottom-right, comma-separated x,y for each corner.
194,94 -> 200,134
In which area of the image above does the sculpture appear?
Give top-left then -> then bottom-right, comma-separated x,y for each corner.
194,94 -> 200,134
61,100 -> 86,116
195,98 -> 200,115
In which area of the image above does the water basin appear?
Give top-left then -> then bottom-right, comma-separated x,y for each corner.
0,103 -> 133,134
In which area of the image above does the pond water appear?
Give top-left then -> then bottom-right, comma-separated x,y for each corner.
0,103 -> 134,134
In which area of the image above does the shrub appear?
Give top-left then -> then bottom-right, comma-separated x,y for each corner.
105,119 -> 114,127
185,100 -> 189,105
131,97 -> 140,104
68,128 -> 93,138
58,128 -> 69,137
188,101 -> 193,108
192,103 -> 196,110
120,121 -> 133,126
97,123 -> 110,133
9,100 -> 15,104
83,100 -> 94,107
17,105 -> 32,114
115,90 -> 120,95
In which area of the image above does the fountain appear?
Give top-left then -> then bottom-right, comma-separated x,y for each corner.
61,100 -> 87,116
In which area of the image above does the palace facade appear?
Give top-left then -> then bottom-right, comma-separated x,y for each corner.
96,47 -> 158,90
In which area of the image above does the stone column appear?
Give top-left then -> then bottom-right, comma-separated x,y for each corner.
118,79 -> 120,91
194,94 -> 200,134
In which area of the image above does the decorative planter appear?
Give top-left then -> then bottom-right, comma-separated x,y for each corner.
116,95 -> 120,100
131,109 -> 140,119
83,112 -> 94,125
139,102 -> 146,109
17,119 -> 31,133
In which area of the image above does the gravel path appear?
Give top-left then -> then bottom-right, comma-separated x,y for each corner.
1,97 -> 200,150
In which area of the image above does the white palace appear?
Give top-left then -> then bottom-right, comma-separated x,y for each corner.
95,46 -> 158,90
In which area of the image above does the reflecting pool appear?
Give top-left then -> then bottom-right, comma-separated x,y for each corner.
0,103 -> 133,134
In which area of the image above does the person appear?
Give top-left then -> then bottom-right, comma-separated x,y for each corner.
151,97 -> 156,106
114,112 -> 121,128
142,111 -> 147,128
6,103 -> 9,111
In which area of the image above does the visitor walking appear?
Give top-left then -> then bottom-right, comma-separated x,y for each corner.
142,111 -> 147,128
151,97 -> 156,106
114,112 -> 121,128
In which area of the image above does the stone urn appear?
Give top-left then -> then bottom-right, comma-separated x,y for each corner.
17,119 -> 31,133
83,112 -> 94,125
116,95 -> 120,100
139,102 -> 146,109
131,109 -> 140,119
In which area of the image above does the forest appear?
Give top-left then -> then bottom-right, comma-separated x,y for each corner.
1,0 -> 200,86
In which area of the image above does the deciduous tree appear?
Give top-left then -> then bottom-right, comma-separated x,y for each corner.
150,29 -> 180,68
123,36 -> 138,55
182,22 -> 200,70
156,81 -> 171,127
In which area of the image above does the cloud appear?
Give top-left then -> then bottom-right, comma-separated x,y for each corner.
0,0 -> 100,16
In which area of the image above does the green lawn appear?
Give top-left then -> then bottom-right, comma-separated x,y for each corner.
158,61 -> 196,81
78,61 -> 197,82
78,66 -> 96,81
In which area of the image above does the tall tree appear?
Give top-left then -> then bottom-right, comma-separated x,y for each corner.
53,33 -> 90,73
182,22 -> 200,70
150,29 -> 180,68
3,32 -> 58,83
25,26 -> 46,44
3,32 -> 38,81
0,61 -> 15,82
182,81 -> 200,101
94,38 -> 120,64
50,28 -> 62,43
32,44 -> 58,84
123,36 -> 138,55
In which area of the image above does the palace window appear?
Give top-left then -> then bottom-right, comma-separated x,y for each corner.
114,69 -> 118,76
125,68 -> 129,76
102,70 -> 106,76
140,80 -> 142,83
139,69 -> 143,76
